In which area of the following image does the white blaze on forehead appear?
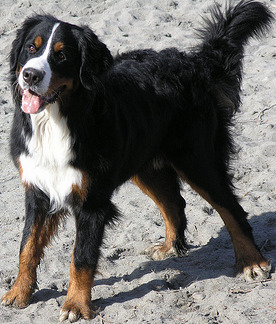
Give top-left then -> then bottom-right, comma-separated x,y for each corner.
18,23 -> 60,95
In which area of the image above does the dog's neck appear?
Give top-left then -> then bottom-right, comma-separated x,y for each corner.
27,102 -> 73,167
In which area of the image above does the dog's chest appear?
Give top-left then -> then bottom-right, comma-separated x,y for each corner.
19,103 -> 83,210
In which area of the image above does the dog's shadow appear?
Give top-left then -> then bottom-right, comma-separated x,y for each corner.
30,212 -> 275,309
31,288 -> 67,304
93,211 -> 276,310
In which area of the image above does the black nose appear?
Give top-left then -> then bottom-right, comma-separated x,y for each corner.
23,68 -> 45,86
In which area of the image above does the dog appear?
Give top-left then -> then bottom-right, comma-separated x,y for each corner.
1,0 -> 273,322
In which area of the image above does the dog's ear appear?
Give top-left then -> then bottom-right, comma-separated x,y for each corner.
78,26 -> 113,90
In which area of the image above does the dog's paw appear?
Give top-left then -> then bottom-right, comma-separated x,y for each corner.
144,243 -> 178,261
243,261 -> 271,282
144,238 -> 188,261
1,286 -> 31,308
59,298 -> 95,322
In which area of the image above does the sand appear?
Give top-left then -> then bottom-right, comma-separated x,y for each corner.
0,0 -> 275,323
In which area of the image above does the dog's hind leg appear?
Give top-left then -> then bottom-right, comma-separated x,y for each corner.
1,189 -> 63,308
172,154 -> 271,281
132,165 -> 187,260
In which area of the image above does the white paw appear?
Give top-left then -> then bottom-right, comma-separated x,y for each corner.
59,309 -> 80,323
243,263 -> 271,282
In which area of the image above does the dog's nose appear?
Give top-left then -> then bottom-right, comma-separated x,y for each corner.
23,68 -> 45,86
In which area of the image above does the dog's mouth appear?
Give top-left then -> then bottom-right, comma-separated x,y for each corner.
21,86 -> 66,114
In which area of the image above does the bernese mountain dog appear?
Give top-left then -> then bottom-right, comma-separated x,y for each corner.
1,0 -> 273,322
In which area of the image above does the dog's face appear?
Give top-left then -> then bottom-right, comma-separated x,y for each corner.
10,15 -> 113,114
16,21 -> 79,114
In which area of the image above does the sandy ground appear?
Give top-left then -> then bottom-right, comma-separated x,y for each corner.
0,0 -> 275,323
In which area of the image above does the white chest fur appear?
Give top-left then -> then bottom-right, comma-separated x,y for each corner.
19,103 -> 83,211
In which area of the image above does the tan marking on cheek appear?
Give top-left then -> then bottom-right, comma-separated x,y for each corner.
47,74 -> 74,96
54,41 -> 64,52
34,36 -> 43,48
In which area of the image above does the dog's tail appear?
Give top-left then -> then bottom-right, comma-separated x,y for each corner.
198,0 -> 274,112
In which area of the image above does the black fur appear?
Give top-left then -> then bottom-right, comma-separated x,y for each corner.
4,0 -> 273,318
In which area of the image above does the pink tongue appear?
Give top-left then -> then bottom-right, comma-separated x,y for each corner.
22,90 -> 41,114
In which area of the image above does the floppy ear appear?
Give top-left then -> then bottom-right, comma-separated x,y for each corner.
78,26 -> 113,90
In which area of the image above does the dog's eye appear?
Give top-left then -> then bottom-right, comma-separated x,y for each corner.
58,51 -> 66,61
29,44 -> 36,54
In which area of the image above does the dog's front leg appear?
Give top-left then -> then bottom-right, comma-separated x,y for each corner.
1,189 -> 62,308
60,202 -> 117,322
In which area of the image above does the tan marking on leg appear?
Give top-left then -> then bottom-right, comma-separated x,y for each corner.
1,215 -> 62,307
178,171 -> 270,280
132,176 -> 179,258
1,237 -> 38,308
60,251 -> 94,322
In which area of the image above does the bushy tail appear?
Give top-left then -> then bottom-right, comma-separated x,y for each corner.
201,0 -> 273,49
199,0 -> 274,112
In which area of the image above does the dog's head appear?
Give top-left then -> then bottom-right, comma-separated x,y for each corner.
10,14 -> 113,114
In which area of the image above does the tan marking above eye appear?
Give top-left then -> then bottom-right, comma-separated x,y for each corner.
34,36 -> 43,48
54,42 -> 64,52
